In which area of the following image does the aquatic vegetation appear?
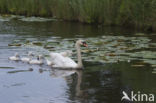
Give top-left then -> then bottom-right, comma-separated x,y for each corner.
0,15 -> 56,22
0,67 -> 14,69
19,16 -> 55,22
0,0 -> 156,30
9,35 -> 156,67
8,43 -> 22,47
32,41 -> 43,46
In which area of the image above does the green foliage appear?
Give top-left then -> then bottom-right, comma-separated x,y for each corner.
0,0 -> 156,30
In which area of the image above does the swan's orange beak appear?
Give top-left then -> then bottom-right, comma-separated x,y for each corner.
82,42 -> 88,47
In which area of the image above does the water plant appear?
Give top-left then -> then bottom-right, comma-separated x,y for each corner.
0,0 -> 156,30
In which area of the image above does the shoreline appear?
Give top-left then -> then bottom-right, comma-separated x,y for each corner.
0,13 -> 154,32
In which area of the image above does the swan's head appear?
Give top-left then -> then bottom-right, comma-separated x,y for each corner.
76,40 -> 88,47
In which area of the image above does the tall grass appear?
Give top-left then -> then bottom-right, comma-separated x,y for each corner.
0,0 -> 156,30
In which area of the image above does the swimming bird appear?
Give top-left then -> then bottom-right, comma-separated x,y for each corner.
21,51 -> 34,63
9,52 -> 20,61
50,40 -> 88,69
29,55 -> 43,65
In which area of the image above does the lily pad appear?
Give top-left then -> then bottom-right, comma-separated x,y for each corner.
131,64 -> 145,67
32,41 -> 43,46
0,67 -> 14,69
8,43 -> 22,47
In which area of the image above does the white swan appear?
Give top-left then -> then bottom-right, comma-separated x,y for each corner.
29,55 -> 43,65
50,40 -> 88,68
46,50 -> 72,66
9,53 -> 20,61
21,52 -> 34,63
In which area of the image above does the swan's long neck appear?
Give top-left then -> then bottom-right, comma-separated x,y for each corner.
76,43 -> 83,68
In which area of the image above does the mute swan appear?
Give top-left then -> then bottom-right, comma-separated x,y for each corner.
21,52 -> 34,63
46,50 -> 72,66
50,40 -> 88,68
9,53 -> 20,61
29,55 -> 43,65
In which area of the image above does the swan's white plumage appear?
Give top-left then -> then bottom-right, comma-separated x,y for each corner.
29,55 -> 43,65
21,51 -> 34,63
29,59 -> 43,65
9,56 -> 20,61
50,53 -> 77,68
21,57 -> 31,62
9,53 -> 20,61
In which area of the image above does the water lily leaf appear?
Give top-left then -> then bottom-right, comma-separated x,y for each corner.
44,45 -> 55,49
131,64 -> 145,67
117,39 -> 124,42
152,70 -> 156,74
32,41 -> 43,46
151,65 -> 156,67
8,43 -> 22,46
144,59 -> 156,65
0,67 -> 14,69
135,33 -> 145,36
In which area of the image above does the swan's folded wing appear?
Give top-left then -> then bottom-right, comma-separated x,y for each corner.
63,57 -> 77,68
50,52 -> 77,68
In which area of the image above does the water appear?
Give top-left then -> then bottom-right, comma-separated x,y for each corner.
0,16 -> 156,103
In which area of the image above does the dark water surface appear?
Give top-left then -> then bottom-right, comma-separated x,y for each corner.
0,17 -> 156,103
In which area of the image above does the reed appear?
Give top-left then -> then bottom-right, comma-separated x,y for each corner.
0,0 -> 156,30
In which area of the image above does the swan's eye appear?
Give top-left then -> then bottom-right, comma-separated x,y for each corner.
82,41 -> 88,47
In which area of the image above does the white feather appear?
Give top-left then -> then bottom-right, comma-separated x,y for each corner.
29,59 -> 43,65
50,53 -> 77,68
21,57 -> 31,62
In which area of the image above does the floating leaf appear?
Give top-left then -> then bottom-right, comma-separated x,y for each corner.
8,43 -> 22,46
32,41 -> 43,46
151,65 -> 156,67
131,64 -> 145,67
108,53 -> 116,56
0,67 -> 14,69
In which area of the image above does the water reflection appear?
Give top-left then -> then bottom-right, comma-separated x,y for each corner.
7,68 -> 33,74
40,67 -> 123,103
38,68 -> 87,102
